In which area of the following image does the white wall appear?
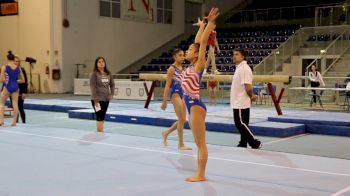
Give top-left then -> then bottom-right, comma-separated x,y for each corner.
0,0 -> 185,93
0,16 -> 19,61
61,0 -> 185,92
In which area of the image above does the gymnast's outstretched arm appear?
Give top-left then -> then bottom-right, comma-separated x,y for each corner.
195,8 -> 220,72
194,17 -> 205,44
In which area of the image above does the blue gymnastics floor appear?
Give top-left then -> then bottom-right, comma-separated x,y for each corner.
0,125 -> 349,196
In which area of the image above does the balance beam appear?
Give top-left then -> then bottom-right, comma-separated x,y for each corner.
140,74 -> 291,84
139,73 -> 291,115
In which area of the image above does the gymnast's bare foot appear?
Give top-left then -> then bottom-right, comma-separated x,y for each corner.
11,123 -> 16,126
162,130 -> 168,146
178,145 -> 192,150
185,174 -> 207,182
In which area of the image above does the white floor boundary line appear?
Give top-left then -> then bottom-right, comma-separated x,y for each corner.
332,185 -> 350,196
263,134 -> 310,145
1,129 -> 350,178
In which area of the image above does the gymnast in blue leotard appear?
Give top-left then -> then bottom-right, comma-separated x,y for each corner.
4,64 -> 20,94
160,48 -> 191,150
0,51 -> 24,126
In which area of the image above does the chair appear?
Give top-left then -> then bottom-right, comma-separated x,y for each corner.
228,45 -> 235,50
249,51 -> 256,56
344,74 -> 350,84
253,84 -> 264,104
308,35 -> 316,41
309,90 -> 324,108
341,81 -> 350,110
344,90 -> 350,111
160,65 -> 167,72
229,66 -> 236,73
262,84 -> 277,105
217,65 -> 223,72
264,50 -> 272,56
273,37 -> 281,42
216,59 -> 223,64
224,66 -> 230,71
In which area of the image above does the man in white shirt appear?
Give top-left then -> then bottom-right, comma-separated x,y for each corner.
230,49 -> 262,149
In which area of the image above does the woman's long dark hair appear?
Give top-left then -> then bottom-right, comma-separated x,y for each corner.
94,56 -> 111,75
310,64 -> 318,76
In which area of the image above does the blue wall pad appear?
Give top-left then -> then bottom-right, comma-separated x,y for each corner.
306,125 -> 350,137
268,112 -> 350,127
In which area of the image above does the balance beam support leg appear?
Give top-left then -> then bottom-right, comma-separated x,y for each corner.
144,81 -> 156,109
267,83 -> 283,115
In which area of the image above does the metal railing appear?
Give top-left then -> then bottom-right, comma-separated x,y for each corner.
288,76 -> 350,107
254,25 -> 350,75
254,27 -> 303,75
304,27 -> 350,77
315,4 -> 350,27
225,3 -> 340,24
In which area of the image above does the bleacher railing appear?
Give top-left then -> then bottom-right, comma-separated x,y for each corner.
254,25 -> 350,75
304,26 -> 350,77
288,76 -> 350,109
315,4 -> 350,27
224,3 -> 340,25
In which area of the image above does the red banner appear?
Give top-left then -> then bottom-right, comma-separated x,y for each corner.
1,2 -> 18,16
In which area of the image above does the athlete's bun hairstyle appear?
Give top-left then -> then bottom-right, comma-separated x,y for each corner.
7,51 -> 15,61
172,48 -> 183,56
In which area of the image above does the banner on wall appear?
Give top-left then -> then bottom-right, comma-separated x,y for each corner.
120,0 -> 156,23
74,79 -> 154,101
0,2 -> 18,16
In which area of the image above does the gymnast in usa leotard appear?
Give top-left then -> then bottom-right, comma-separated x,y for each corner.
169,64 -> 184,99
161,49 -> 191,150
0,51 -> 24,126
181,8 -> 219,182
182,64 -> 206,113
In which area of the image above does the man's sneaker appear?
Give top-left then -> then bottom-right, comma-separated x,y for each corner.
237,142 -> 247,148
251,140 -> 262,149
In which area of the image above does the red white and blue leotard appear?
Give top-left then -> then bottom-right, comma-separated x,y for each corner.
181,64 -> 206,113
169,65 -> 184,98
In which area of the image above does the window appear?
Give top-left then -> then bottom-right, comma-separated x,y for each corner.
100,0 -> 120,18
157,0 -> 173,24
